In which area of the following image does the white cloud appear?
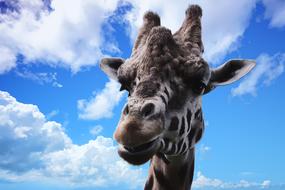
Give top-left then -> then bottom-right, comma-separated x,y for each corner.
263,0 -> 285,28
0,46 -> 16,74
261,180 -> 271,188
0,0 -> 121,73
0,90 -> 145,188
15,69 -> 63,88
78,80 -> 124,120
193,171 -> 271,189
125,0 -> 257,64
231,53 -> 285,96
0,91 -> 72,172
90,125 -> 103,136
193,172 -> 224,188
0,0 -> 262,73
43,137 -> 145,188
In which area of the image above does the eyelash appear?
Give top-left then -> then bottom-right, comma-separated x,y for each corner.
120,81 -> 136,92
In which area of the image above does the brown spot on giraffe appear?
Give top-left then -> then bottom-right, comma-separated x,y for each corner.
100,4 -> 255,190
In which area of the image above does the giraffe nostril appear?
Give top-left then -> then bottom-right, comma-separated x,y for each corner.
141,103 -> 155,118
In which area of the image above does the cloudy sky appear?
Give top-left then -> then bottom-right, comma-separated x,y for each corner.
0,0 -> 285,190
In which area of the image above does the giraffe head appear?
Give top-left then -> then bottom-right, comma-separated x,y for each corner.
100,5 -> 255,165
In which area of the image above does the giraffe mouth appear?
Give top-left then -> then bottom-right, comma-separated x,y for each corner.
123,138 -> 158,153
118,138 -> 160,165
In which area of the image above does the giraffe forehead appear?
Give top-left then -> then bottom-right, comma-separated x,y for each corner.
135,78 -> 161,98
118,56 -> 210,90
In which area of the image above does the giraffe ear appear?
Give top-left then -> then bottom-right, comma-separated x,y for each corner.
100,58 -> 125,81
203,59 -> 256,94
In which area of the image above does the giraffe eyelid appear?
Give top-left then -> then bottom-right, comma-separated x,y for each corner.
191,80 -> 206,94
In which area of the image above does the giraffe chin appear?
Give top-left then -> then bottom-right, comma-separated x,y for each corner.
118,138 -> 160,165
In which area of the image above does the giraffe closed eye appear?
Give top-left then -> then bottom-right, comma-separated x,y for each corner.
188,79 -> 207,94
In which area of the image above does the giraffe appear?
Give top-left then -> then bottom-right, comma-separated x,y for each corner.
100,5 -> 255,190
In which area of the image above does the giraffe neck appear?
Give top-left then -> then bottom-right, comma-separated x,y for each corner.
144,148 -> 195,190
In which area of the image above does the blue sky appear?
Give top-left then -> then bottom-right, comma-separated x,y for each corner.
0,0 -> 285,190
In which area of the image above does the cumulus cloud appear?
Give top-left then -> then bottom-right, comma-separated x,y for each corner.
0,91 -> 145,188
263,0 -> 285,28
125,0 -> 257,64
193,171 -> 271,189
78,80 -> 124,120
231,53 -> 285,96
43,137 -> 144,188
0,0 -> 121,73
0,91 -> 72,172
